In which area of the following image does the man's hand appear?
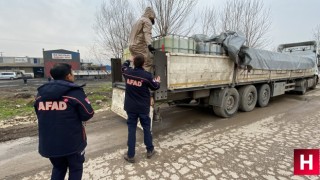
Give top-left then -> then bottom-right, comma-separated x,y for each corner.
124,60 -> 131,66
148,45 -> 156,54
154,76 -> 161,83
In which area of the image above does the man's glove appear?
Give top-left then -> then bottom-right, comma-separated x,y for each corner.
148,45 -> 156,54
124,60 -> 131,66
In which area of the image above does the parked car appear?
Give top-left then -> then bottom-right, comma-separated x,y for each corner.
22,73 -> 34,79
0,72 -> 18,80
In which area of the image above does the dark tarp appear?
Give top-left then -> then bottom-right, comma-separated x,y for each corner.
239,47 -> 315,70
211,31 -> 315,70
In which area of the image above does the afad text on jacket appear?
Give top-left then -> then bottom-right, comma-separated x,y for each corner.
34,80 -> 94,158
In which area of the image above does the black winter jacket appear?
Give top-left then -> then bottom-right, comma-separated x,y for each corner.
122,61 -> 160,114
34,80 -> 94,158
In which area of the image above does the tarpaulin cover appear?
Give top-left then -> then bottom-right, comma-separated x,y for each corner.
240,47 -> 315,70
212,31 -> 315,70
191,34 -> 209,42
211,31 -> 246,65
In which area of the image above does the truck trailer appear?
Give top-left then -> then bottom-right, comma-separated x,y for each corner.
111,32 -> 319,123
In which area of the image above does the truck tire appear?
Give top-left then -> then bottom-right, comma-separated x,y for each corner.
257,84 -> 270,107
213,88 -> 239,118
300,79 -> 307,95
310,76 -> 317,89
238,85 -> 257,112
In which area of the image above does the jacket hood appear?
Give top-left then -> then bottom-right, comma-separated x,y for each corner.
37,80 -> 81,100
143,7 -> 155,20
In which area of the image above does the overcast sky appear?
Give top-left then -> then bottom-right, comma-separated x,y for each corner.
0,0 -> 319,64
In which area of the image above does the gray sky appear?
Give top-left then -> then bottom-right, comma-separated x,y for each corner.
0,0 -> 319,64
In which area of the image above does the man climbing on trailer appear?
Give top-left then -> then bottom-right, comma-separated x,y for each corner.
128,6 -> 156,72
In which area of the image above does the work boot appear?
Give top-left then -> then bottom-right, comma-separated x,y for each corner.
124,154 -> 135,163
147,150 -> 156,159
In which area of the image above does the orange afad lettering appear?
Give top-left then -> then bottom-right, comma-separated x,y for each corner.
126,78 -> 142,87
38,101 -> 67,110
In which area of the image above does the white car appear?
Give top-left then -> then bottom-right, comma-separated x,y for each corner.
0,72 -> 18,80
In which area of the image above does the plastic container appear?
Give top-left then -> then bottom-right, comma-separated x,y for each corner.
196,42 -> 225,55
122,48 -> 131,61
152,35 -> 196,54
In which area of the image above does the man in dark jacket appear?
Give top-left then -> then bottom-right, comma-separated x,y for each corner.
34,63 -> 94,180
122,55 -> 160,163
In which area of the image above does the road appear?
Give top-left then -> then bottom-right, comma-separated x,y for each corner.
1,87 -> 320,179
0,78 -> 106,89
0,78 -> 46,88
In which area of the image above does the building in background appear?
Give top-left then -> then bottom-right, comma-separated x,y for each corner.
106,65 -> 111,73
43,49 -> 80,78
0,56 -> 44,78
0,49 -> 109,79
43,49 -> 109,79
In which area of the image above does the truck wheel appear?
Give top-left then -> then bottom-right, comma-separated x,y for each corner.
310,76 -> 317,89
257,84 -> 270,107
300,79 -> 307,95
213,88 -> 239,118
238,85 -> 257,112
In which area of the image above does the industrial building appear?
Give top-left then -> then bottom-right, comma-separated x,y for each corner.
0,56 -> 44,78
43,49 -> 80,78
0,49 -> 109,79
43,49 -> 109,79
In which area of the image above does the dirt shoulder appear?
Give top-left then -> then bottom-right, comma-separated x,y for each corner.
0,104 -> 111,143
0,123 -> 38,142
0,107 -> 110,142
0,79 -> 112,142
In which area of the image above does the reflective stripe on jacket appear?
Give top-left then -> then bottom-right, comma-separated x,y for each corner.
34,80 -> 94,158
121,60 -> 160,114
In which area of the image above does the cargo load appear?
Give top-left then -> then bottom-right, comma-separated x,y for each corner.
152,35 -> 196,54
113,31 -> 319,124
212,31 -> 315,70
192,34 -> 225,55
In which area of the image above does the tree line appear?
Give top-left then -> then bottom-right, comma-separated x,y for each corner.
93,0 -> 319,60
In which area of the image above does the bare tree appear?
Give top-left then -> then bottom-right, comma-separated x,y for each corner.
139,0 -> 198,36
220,0 -> 271,48
314,24 -> 320,48
198,7 -> 219,36
87,44 -> 109,65
94,0 -> 135,58
220,0 -> 245,33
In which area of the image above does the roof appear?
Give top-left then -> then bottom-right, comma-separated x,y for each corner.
43,49 -> 79,54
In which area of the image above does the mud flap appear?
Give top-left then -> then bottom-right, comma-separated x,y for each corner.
111,88 -> 154,131
153,106 -> 162,122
